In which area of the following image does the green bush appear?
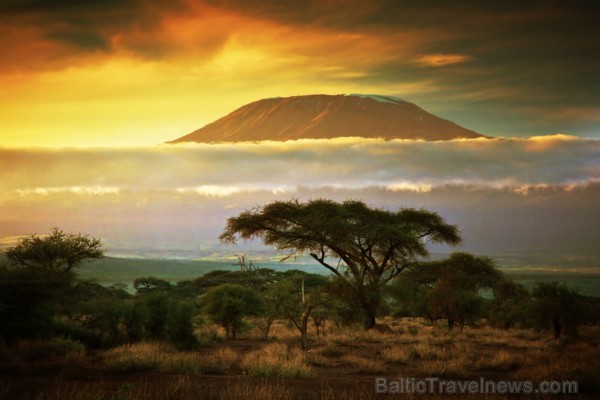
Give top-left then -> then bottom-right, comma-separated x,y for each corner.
166,301 -> 199,350
201,284 -> 263,339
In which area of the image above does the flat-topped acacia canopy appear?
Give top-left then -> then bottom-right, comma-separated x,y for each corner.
220,199 -> 462,329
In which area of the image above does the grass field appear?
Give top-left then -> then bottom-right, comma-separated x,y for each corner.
1,318 -> 598,399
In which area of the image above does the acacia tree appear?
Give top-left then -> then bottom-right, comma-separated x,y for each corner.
531,282 -> 581,339
5,228 -> 104,272
134,277 -> 172,294
395,252 -> 501,331
220,199 -> 461,329
488,277 -> 530,330
1,228 -> 104,341
268,274 -> 328,349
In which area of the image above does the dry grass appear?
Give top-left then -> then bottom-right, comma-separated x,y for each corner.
306,352 -> 338,368
105,342 -> 196,374
316,343 -> 344,358
3,319 -> 600,398
17,377 -> 195,400
339,354 -> 386,374
216,378 -> 292,400
241,343 -> 315,379
199,347 -> 241,374
103,342 -> 240,375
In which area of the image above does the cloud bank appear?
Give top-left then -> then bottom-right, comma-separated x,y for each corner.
0,136 -> 598,257
1,136 -> 597,196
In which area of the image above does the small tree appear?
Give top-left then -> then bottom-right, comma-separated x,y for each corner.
426,283 -> 484,332
258,285 -> 285,339
0,229 -> 104,342
394,252 -> 501,331
0,266 -> 69,341
5,228 -> 104,272
488,278 -> 530,330
167,301 -> 199,350
531,282 -> 581,339
220,199 -> 461,329
202,284 -> 263,339
142,292 -> 171,339
134,277 -> 172,294
269,274 -> 328,350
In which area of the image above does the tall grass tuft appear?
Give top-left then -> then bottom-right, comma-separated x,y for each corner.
241,343 -> 314,379
104,342 -> 203,374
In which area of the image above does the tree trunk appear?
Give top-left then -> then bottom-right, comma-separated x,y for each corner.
364,312 -> 377,330
552,318 -> 562,339
300,313 -> 309,350
361,293 -> 380,330
447,319 -> 455,331
263,318 -> 274,340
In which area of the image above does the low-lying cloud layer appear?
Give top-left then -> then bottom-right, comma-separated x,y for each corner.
1,136 -> 598,257
1,136 -> 598,195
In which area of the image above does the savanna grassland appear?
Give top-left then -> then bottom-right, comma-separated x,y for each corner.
1,318 -> 599,399
1,205 -> 599,400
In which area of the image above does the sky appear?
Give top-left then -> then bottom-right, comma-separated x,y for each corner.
0,1 -> 598,263
1,0 -> 599,147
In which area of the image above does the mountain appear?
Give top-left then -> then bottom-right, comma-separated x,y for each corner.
169,94 -> 485,143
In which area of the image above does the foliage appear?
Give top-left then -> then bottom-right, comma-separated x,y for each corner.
134,276 -> 172,295
488,278 -> 531,330
166,300 -> 199,350
220,199 -> 461,328
391,252 -> 501,331
140,292 -> 171,339
323,274 -> 365,327
530,282 -> 581,339
0,264 -> 76,342
66,290 -> 198,348
193,268 -> 279,293
0,229 -> 105,342
201,284 -> 263,339
266,273 -> 329,349
5,228 -> 104,272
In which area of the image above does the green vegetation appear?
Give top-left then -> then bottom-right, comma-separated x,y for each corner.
202,283 -> 263,339
391,252 -> 501,331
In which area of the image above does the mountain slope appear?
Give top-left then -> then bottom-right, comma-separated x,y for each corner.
169,94 -> 484,143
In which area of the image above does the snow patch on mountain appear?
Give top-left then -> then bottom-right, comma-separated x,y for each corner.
348,94 -> 406,105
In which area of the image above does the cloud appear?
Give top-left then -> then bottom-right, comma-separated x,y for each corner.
414,54 -> 473,67
0,137 -> 598,257
0,136 -> 597,196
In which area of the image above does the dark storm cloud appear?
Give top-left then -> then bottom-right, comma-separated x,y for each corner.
0,0 -> 197,68
1,0 -> 137,49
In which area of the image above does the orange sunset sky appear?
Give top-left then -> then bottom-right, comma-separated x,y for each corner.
1,0 -> 599,147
